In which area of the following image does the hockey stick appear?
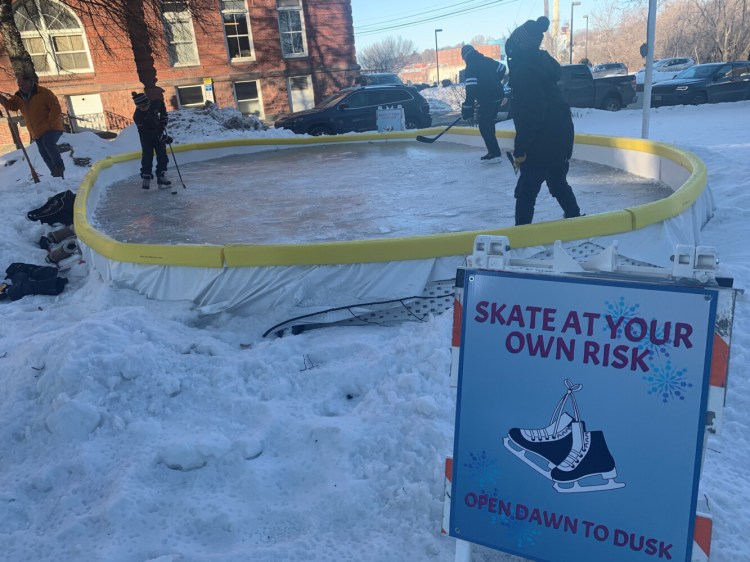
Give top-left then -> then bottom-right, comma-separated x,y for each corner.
415,116 -> 463,144
3,109 -> 41,183
167,142 -> 186,191
506,151 -> 519,175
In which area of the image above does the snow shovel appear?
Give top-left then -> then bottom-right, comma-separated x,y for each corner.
415,116 -> 463,144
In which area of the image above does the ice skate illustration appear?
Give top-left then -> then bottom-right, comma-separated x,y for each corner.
503,378 -> 625,493
503,379 -> 583,479
551,428 -> 625,493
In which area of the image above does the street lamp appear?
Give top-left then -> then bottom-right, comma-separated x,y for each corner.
569,2 -> 581,64
434,29 -> 443,85
583,15 -> 589,61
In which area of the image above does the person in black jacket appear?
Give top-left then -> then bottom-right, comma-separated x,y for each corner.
461,44 -> 506,161
505,17 -> 582,225
132,91 -> 172,190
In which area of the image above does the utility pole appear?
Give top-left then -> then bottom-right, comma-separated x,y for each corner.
584,15 -> 589,61
570,2 -> 581,64
435,29 -> 443,85
552,0 -> 560,59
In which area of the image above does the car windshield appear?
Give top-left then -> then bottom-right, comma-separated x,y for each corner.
316,91 -> 350,109
675,65 -> 720,79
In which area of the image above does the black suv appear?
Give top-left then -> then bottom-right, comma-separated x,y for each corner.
651,61 -> 750,106
274,85 -> 432,136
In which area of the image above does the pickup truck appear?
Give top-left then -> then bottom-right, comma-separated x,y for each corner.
558,64 -> 637,111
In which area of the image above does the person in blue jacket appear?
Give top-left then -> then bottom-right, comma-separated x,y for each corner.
505,17 -> 582,225
132,91 -> 172,190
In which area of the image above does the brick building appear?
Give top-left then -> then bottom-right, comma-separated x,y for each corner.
0,0 -> 359,147
399,44 -> 502,86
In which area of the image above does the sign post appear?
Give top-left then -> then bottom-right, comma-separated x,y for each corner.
444,237 -> 737,562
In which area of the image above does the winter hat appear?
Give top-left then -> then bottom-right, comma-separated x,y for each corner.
461,44 -> 476,61
506,16 -> 550,56
131,91 -> 150,108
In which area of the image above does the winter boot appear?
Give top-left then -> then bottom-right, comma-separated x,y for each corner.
51,165 -> 65,179
48,224 -> 76,245
141,174 -> 152,190
156,172 -> 172,189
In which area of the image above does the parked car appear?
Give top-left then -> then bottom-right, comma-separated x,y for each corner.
410,82 -> 431,91
356,73 -> 403,86
636,57 -> 696,89
650,61 -> 750,107
591,62 -> 628,78
558,64 -> 637,111
274,84 -> 432,136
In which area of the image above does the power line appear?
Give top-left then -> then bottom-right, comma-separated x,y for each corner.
355,0 -> 494,30
355,0 -> 512,36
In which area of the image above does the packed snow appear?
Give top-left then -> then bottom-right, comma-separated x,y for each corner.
0,96 -> 748,562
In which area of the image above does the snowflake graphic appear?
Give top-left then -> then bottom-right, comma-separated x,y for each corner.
635,317 -> 673,358
643,359 -> 692,403
497,514 -> 542,548
603,297 -> 640,338
463,450 -> 500,493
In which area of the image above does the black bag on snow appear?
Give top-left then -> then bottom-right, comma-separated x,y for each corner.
1,263 -> 67,301
27,190 -> 76,226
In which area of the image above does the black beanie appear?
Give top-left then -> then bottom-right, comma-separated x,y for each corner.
461,44 -> 476,61
507,16 -> 550,56
131,91 -> 150,108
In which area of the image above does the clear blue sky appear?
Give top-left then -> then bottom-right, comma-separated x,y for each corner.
350,0 -> 600,52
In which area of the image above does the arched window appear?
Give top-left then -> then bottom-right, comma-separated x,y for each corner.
13,0 -> 93,75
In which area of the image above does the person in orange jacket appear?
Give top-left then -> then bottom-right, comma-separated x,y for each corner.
0,74 -> 65,178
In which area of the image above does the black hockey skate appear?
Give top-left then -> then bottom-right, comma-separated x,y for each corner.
551,429 -> 625,493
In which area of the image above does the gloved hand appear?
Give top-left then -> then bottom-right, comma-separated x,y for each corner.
461,103 -> 474,121
160,132 -> 174,144
509,151 -> 527,174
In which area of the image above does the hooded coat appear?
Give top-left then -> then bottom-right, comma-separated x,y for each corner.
508,48 -> 573,168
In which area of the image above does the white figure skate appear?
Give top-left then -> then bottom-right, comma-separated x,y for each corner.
504,379 -> 583,479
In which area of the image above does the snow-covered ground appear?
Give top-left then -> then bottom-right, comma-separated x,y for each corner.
0,99 -> 748,562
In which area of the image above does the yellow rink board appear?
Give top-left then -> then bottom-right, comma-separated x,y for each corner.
74,129 -> 707,268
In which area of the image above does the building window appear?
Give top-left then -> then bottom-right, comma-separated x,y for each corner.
276,0 -> 307,58
221,0 -> 254,61
13,0 -> 93,75
176,85 -> 205,108
163,1 -> 199,67
287,75 -> 314,112
234,81 -> 262,117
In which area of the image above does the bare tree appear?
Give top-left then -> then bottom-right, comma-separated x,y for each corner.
357,36 -> 417,73
0,0 -> 34,79
681,0 -> 750,61
0,0 -> 215,90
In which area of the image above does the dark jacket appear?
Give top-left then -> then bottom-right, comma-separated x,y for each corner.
508,49 -> 573,166
464,50 -> 506,107
133,99 -> 168,138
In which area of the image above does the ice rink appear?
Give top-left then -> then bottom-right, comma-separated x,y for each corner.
91,141 -> 673,245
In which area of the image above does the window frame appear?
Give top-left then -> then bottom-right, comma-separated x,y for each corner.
162,1 -> 200,68
276,0 -> 308,59
220,0 -> 255,62
233,79 -> 264,118
175,84 -> 206,108
14,0 -> 94,76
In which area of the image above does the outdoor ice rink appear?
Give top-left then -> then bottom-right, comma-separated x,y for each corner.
92,141 -> 674,245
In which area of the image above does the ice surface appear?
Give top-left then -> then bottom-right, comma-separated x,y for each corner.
92,141 -> 674,245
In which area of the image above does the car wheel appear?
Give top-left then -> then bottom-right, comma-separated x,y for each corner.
308,125 -> 333,136
690,92 -> 707,105
405,120 -> 419,130
602,96 -> 622,111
